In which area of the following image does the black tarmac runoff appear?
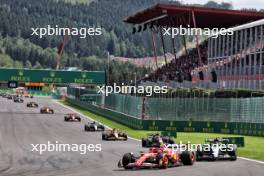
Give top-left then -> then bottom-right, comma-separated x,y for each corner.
0,97 -> 263,176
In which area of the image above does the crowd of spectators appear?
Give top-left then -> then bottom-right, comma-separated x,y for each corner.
142,40 -> 208,83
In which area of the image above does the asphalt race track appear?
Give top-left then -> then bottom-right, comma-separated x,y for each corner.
0,97 -> 263,176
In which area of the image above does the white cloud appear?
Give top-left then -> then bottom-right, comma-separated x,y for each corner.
179,0 -> 264,10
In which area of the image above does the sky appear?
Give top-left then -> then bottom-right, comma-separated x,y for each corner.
179,0 -> 264,10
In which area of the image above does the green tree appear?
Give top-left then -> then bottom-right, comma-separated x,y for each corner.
13,60 -> 23,68
34,61 -> 42,69
0,53 -> 13,67
25,60 -> 32,68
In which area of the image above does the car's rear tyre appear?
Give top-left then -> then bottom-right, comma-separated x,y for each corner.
169,137 -> 175,144
209,154 -> 217,161
102,133 -> 106,140
195,152 -> 203,161
123,134 -> 128,141
142,139 -> 147,147
181,151 -> 195,165
84,125 -> 89,131
228,151 -> 237,161
230,155 -> 237,161
196,147 -> 203,161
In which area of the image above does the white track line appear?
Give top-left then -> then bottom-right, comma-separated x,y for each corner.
54,100 -> 264,164
238,157 -> 264,165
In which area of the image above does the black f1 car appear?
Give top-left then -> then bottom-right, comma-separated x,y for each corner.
118,146 -> 195,169
13,97 -> 24,103
196,138 -> 237,161
27,102 -> 38,107
64,113 -> 81,122
102,129 -> 127,141
6,95 -> 13,100
84,121 -> 105,131
40,107 -> 54,114
142,133 -> 175,147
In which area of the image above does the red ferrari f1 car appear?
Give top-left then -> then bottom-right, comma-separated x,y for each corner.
118,146 -> 195,169
64,113 -> 81,122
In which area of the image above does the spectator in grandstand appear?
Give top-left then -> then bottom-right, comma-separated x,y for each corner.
142,40 -> 208,83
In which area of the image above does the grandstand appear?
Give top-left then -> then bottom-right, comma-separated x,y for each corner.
67,4 -> 264,136
124,3 -> 264,90
196,19 -> 264,90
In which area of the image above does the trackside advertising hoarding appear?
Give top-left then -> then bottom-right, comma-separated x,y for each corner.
0,68 -> 105,85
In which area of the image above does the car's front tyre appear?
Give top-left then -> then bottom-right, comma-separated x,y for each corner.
122,153 -> 135,169
156,153 -> 169,169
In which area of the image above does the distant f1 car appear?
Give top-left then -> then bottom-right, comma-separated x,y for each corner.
196,138 -> 237,161
102,129 -> 127,141
27,102 -> 38,107
6,95 -> 13,99
40,107 -> 54,114
64,113 -> 81,122
13,97 -> 24,103
1,93 -> 7,98
142,133 -> 175,147
84,121 -> 105,131
25,95 -> 34,98
118,146 -> 195,169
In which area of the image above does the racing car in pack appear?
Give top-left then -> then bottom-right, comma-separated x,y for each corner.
6,94 -> 13,100
40,107 -> 54,114
118,146 -> 195,169
13,97 -> 24,103
142,133 -> 175,147
84,121 -> 105,131
196,138 -> 237,161
25,95 -> 34,98
27,102 -> 38,107
1,93 -> 7,98
64,113 -> 81,122
102,128 -> 127,141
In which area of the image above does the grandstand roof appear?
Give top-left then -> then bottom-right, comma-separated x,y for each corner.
124,3 -> 264,29
231,18 -> 264,31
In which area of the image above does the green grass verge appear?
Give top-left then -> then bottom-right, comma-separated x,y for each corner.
61,100 -> 264,161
